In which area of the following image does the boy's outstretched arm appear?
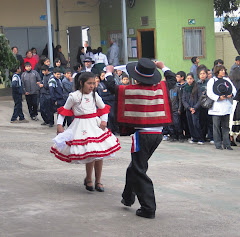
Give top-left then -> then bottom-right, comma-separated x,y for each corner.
155,61 -> 177,90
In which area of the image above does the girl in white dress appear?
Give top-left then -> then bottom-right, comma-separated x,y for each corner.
51,72 -> 121,192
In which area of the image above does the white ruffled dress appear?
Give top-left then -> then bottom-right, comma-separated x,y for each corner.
50,91 -> 121,164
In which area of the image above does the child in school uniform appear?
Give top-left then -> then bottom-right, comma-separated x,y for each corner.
51,72 -> 121,192
182,73 -> 204,144
10,66 -> 28,123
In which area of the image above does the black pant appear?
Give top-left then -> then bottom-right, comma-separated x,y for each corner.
212,115 -> 230,148
11,93 -> 24,121
168,111 -> 183,139
40,94 -> 52,124
199,107 -> 213,141
180,110 -> 190,139
104,100 -> 119,134
186,110 -> 204,142
25,94 -> 38,118
122,133 -> 162,213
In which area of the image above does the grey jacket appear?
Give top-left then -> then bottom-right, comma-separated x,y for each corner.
229,63 -> 240,78
107,43 -> 119,66
62,77 -> 73,101
22,70 -> 41,95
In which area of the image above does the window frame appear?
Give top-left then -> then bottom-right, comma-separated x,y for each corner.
182,26 -> 206,60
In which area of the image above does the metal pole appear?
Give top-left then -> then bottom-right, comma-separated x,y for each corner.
46,0 -> 53,67
121,0 -> 128,65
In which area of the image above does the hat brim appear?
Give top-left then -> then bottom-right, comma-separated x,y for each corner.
213,79 -> 232,96
84,60 -> 95,63
126,62 -> 161,85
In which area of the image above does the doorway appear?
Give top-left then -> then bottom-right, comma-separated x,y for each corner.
137,29 -> 156,59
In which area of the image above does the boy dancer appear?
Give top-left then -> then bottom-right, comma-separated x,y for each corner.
10,66 -> 28,123
105,58 -> 175,219
21,62 -> 41,120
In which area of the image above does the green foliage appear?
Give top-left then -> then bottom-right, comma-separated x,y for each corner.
214,0 -> 239,17
0,34 -> 18,84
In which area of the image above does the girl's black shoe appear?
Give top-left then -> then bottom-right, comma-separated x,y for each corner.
95,183 -> 104,192
84,179 -> 94,191
230,141 -> 237,146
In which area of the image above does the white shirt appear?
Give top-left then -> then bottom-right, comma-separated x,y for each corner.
93,52 -> 109,65
207,76 -> 237,116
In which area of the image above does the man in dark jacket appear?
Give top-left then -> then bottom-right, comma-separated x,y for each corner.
21,62 -> 41,120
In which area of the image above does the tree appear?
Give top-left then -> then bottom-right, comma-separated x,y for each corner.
0,34 -> 17,85
214,0 -> 240,54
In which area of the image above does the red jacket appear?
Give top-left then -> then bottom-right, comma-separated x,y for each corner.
23,57 -> 38,71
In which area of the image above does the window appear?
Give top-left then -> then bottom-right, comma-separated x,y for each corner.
183,27 -> 205,59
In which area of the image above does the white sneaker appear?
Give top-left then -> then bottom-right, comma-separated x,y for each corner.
188,140 -> 196,144
210,140 -> 214,145
197,141 -> 204,145
163,135 -> 168,141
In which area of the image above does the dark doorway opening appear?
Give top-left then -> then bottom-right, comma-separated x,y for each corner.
137,29 -> 156,59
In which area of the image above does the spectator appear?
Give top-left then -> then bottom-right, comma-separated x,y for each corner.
107,38 -> 119,66
85,46 -> 94,60
39,65 -> 53,126
83,57 -> 98,74
190,56 -> 199,80
229,67 -> 240,146
207,65 -> 237,150
197,66 -> 213,143
12,46 -> 24,69
31,47 -> 39,63
121,75 -> 130,85
54,58 -> 65,74
207,69 -> 212,80
62,69 -> 74,127
54,45 -> 68,68
229,56 -> 240,78
176,71 -> 190,140
93,47 -> 108,74
21,62 -> 41,120
23,50 -> 38,71
76,46 -> 85,66
34,55 -> 47,73
10,65 -> 28,123
182,73 -> 204,144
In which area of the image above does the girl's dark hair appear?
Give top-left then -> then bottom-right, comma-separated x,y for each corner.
26,49 -> 32,55
97,47 -> 102,55
86,46 -> 92,53
213,65 -> 225,77
54,58 -> 61,67
56,45 -> 62,51
187,73 -> 198,98
44,57 -> 50,62
75,72 -> 96,103
197,64 -> 208,77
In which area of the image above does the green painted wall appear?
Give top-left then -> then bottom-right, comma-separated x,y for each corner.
155,0 -> 215,73
100,0 -> 215,74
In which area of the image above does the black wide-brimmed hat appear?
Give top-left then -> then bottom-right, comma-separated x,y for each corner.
83,57 -> 95,63
213,78 -> 232,96
126,58 -> 162,85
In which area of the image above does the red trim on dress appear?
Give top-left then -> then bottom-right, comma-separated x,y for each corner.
75,113 -> 97,119
50,139 -> 121,163
66,129 -> 112,146
97,104 -> 111,117
57,106 -> 74,116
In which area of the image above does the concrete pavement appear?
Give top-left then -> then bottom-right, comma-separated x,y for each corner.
0,99 -> 240,237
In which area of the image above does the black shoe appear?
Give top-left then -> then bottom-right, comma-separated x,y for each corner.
136,209 -> 155,219
225,146 -> 233,150
95,183 -> 104,192
216,146 -> 223,150
230,141 -> 237,146
49,124 -> 54,127
84,179 -> 94,191
121,199 -> 133,207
